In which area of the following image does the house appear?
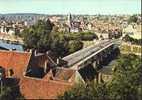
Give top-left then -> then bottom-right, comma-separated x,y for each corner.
122,24 -> 141,39
20,67 -> 75,99
0,50 -> 31,78
0,49 -> 100,99
0,50 -> 77,99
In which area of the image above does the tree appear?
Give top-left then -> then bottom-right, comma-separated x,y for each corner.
58,82 -> 109,100
49,32 -> 68,57
64,32 -> 98,41
22,19 -> 53,52
123,35 -> 142,45
80,32 -> 98,41
0,84 -> 24,99
108,54 -> 142,100
67,40 -> 83,54
128,15 -> 138,24
58,54 -> 142,100
22,20 -> 84,57
0,86 -> 13,99
49,32 -> 83,57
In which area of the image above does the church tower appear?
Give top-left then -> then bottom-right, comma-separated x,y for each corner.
67,13 -> 72,32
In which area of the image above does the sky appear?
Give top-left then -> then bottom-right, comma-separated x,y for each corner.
0,0 -> 141,15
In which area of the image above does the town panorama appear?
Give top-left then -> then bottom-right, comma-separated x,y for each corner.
0,0 -> 141,99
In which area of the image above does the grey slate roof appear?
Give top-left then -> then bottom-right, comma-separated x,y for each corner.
0,40 -> 24,51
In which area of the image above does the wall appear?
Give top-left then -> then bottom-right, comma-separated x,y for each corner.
30,54 -> 48,68
20,76 -> 73,99
120,42 -> 141,55
0,51 -> 31,78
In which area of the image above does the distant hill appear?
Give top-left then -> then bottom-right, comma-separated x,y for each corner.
0,13 -> 45,16
1,13 -> 42,15
0,13 -> 67,17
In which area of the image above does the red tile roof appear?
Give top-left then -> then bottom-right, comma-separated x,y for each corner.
54,68 -> 75,81
0,50 -> 31,78
20,68 -> 75,99
0,50 -> 75,99
20,76 -> 73,99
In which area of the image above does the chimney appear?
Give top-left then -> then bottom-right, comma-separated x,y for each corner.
9,48 -> 16,51
44,60 -> 48,73
12,48 -> 16,51
34,50 -> 37,56
29,49 -> 32,53
56,58 -> 59,65
46,51 -> 49,55
56,57 -> 61,65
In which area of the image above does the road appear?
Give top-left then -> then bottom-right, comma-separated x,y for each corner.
63,39 -> 117,67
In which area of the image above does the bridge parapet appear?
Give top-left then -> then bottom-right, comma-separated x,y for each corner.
70,43 -> 115,70
62,39 -> 121,70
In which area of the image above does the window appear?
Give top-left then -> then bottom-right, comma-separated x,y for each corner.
0,66 -> 5,79
8,68 -> 14,77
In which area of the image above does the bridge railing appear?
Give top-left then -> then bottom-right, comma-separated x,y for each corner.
63,40 -> 115,67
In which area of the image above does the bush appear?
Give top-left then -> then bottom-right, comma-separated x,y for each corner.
49,32 -> 83,57
22,19 -> 53,52
22,20 -> 97,57
58,54 -> 142,100
123,35 -> 142,45
128,15 -> 138,24
64,32 -> 98,41
67,40 -> 83,54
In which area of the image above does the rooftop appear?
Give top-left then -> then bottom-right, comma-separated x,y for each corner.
0,50 -> 76,99
0,50 -> 31,77
20,76 -> 73,99
53,68 -> 75,82
0,40 -> 24,51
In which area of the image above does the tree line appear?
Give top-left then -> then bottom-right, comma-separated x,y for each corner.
58,54 -> 142,100
21,19 -> 98,57
123,35 -> 142,45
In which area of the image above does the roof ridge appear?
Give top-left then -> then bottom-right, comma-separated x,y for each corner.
0,50 -> 31,54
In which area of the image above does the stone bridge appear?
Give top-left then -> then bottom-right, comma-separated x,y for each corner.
62,39 -> 120,70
